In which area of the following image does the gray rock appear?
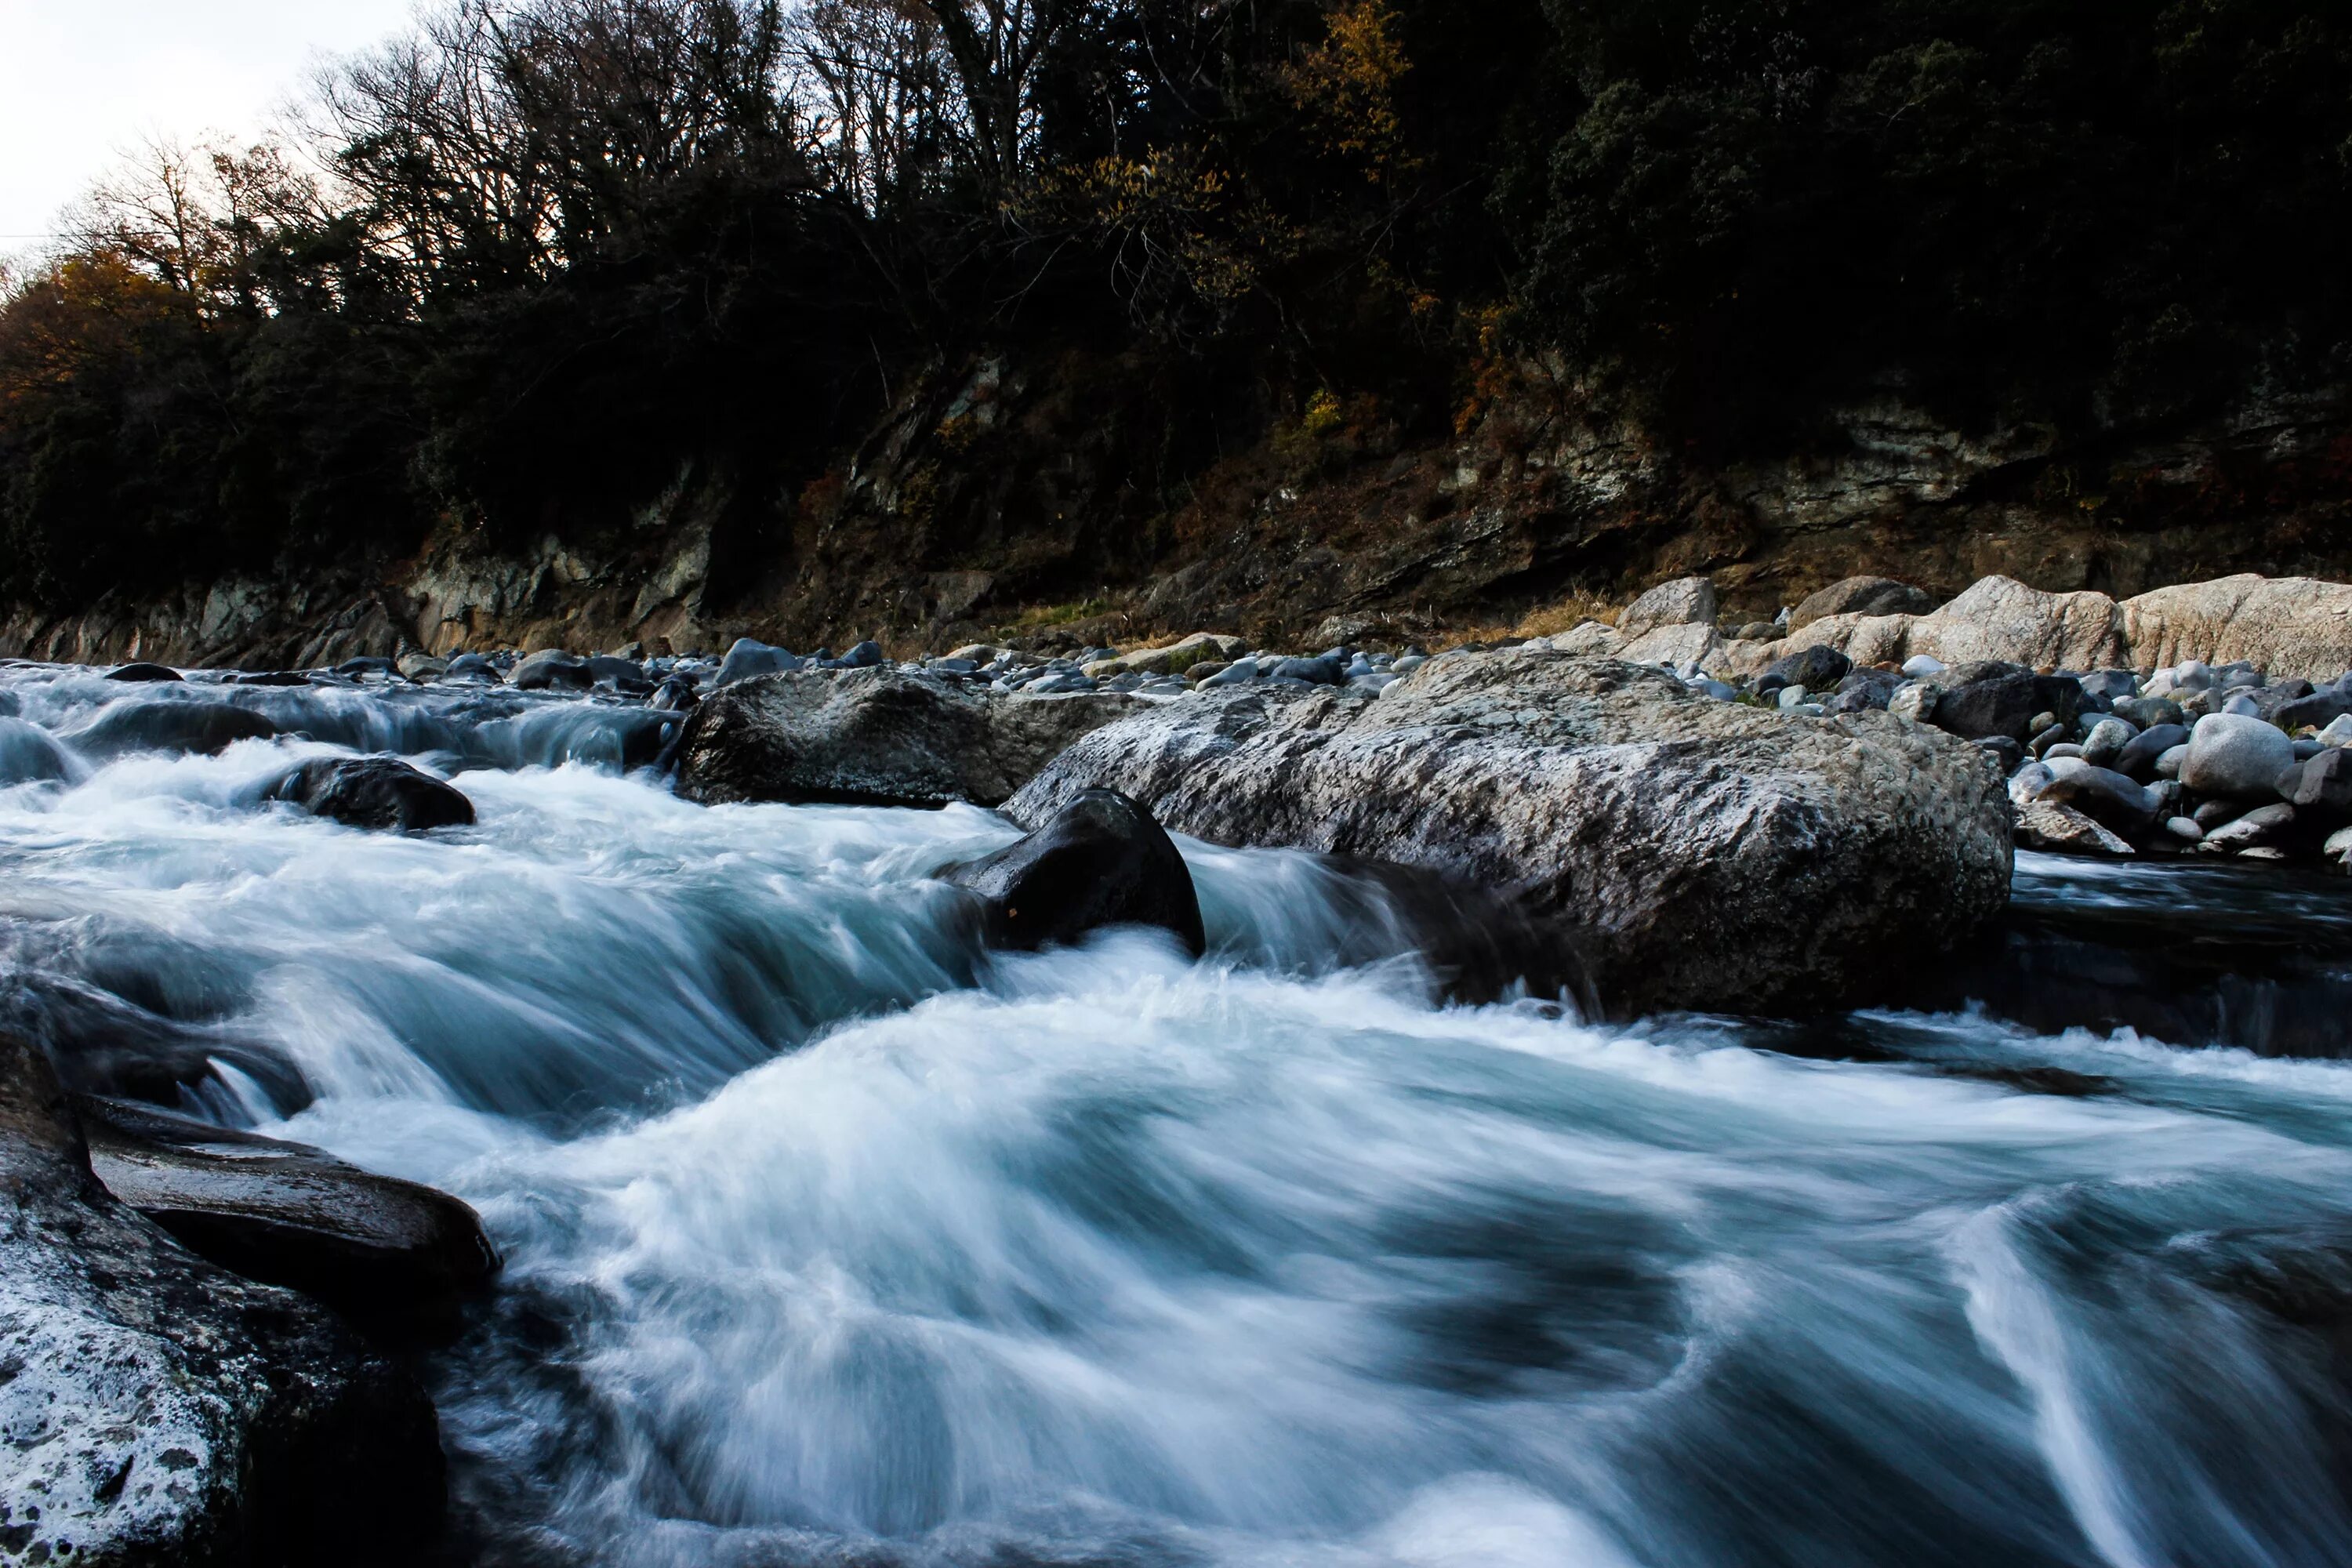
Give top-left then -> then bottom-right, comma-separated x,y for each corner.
2222,692 -> 2261,717
1200,657 -> 1260,687
0,716 -> 79,785
0,1031 -> 443,1565
444,652 -> 501,683
2034,765 -> 2159,836
715,637 -> 804,687
2114,723 -> 2190,781
2014,800 -> 2134,857
1886,680 -> 1940,724
1901,654 -> 1948,679
2155,742 -> 2188,779
2008,761 -> 2055,808
941,789 -> 1203,956
2201,802 -> 2296,853
105,662 -> 183,683
2278,746 -> 2352,822
2325,825 -> 2352,873
2193,798 -> 2243,830
2077,670 -> 2140,703
1616,576 -> 1717,639
1269,655 -> 1346,685
2112,695 -> 2185,730
1005,650 -> 2010,1016
1789,575 -> 1932,630
2079,718 -> 2136,768
2165,815 -> 2205,844
2179,713 -> 2296,800
677,668 -> 1145,808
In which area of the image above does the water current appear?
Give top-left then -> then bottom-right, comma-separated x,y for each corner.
4,663 -> 2352,1567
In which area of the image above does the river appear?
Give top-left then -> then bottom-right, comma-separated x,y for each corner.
3,663 -> 2350,1567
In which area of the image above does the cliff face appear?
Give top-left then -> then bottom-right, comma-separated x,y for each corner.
6,358 -> 2349,668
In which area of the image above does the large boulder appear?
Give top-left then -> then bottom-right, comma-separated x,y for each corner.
2121,576 -> 2352,682
714,637 -> 804,687
1789,575 -> 1933,630
1005,649 -> 2012,1015
74,1094 -> 499,1341
1615,576 -> 1717,639
941,789 -> 1204,955
512,648 -> 595,690
0,1032 -> 444,1566
2180,713 -> 2296,800
271,756 -> 476,831
677,668 -> 1145,808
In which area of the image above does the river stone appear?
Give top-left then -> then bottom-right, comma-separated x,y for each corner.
2114,723 -> 2190,782
941,788 -> 1204,956
2013,800 -> 2135,857
2113,695 -> 2184,730
1005,648 -> 2011,1016
2079,718 -> 2136,768
105,662 -> 183,683
1789,576 -> 1933,631
677,668 -> 1145,808
74,1094 -> 499,1339
2180,713 -> 2296,800
2034,765 -> 2158,837
272,756 -> 476,831
513,648 -> 595,690
444,652 -> 501,683
2008,761 -> 2055,808
65,699 -> 278,758
2274,686 -> 2352,731
1886,681 -> 1939,724
1615,576 -> 1717,639
0,1031 -> 444,1566
2201,802 -> 2296,853
2326,826 -> 2352,874
2278,746 -> 2352,822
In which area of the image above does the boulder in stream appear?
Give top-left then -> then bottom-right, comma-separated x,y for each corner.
0,1031 -> 445,1565
1007,648 -> 2012,1015
66,699 -> 278,758
274,755 -> 476,831
942,788 -> 1205,956
677,668 -> 1144,808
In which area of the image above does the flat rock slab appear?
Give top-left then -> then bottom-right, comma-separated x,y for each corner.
677,668 -> 1145,808
76,1094 -> 499,1340
0,1033 -> 443,1566
1008,648 -> 2013,1015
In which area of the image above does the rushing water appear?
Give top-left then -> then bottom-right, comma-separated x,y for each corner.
5,664 -> 2352,1568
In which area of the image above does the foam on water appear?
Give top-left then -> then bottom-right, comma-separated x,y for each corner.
5,666 -> 2352,1566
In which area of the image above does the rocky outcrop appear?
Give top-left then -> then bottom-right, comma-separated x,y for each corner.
1007,648 -> 2013,1015
1790,575 -> 1933,630
1615,576 -> 1716,639
74,1094 -> 499,1341
0,1031 -> 445,1566
677,668 -> 1145,808
1730,572 -> 2352,682
942,789 -> 1204,955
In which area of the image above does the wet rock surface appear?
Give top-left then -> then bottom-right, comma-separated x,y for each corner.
942,788 -> 1205,956
271,755 -> 476,831
0,1031 -> 445,1567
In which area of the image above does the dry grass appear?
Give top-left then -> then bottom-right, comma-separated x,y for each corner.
1419,590 -> 1621,651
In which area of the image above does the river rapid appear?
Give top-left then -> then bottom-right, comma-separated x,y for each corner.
4,664 -> 2352,1568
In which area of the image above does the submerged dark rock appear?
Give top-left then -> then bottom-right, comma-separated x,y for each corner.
105,661 -> 183,682
66,699 -> 278,757
75,1094 -> 499,1341
943,789 -> 1205,956
0,1030 -> 445,1566
274,755 -> 476,831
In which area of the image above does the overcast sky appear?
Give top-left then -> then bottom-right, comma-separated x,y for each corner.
0,0 -> 418,256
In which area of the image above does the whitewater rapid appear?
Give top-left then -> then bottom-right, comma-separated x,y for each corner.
4,664 -> 2352,1567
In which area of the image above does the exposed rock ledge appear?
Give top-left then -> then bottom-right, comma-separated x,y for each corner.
1588,574 -> 2352,683
1006,648 -> 2013,1016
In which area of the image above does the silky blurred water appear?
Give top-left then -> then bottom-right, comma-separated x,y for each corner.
5,664 -> 2352,1568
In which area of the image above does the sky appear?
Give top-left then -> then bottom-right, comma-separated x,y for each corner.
0,0 -> 419,256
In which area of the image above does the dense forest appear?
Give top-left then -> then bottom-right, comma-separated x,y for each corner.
2,0 -> 2347,610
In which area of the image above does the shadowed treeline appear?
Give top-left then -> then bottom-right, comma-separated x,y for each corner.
2,0 -> 2347,612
